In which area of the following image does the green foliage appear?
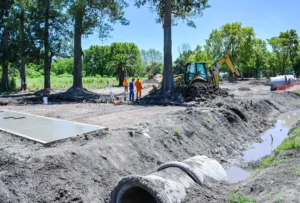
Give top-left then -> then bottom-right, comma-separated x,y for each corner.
228,194 -> 257,203
83,45 -> 111,76
205,22 -> 255,73
109,42 -> 142,85
173,50 -> 194,74
26,63 -> 43,78
268,29 -> 299,75
52,58 -> 74,75
141,48 -> 163,76
261,126 -> 300,168
274,196 -> 285,203
18,76 -> 119,91
174,129 -> 181,137
134,0 -> 210,28
203,116 -> 210,124
9,77 -> 16,90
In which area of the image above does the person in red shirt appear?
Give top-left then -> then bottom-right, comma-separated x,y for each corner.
134,77 -> 142,100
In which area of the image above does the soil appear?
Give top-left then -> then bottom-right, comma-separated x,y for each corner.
178,82 -> 229,102
0,79 -> 300,202
230,122 -> 300,203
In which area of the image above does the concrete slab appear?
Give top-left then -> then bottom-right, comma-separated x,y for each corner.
0,110 -> 107,144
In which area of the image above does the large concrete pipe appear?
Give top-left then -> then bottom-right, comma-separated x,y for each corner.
270,75 -> 297,91
110,156 -> 228,203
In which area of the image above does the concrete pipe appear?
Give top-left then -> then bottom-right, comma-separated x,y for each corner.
270,75 -> 297,91
110,156 -> 228,203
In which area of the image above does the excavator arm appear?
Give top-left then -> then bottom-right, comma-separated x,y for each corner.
209,52 -> 240,87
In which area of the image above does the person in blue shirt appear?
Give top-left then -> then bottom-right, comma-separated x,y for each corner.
129,78 -> 135,101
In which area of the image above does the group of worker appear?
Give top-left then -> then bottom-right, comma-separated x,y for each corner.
123,77 -> 142,101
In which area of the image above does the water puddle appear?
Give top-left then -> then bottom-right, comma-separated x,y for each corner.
226,109 -> 300,183
226,166 -> 250,184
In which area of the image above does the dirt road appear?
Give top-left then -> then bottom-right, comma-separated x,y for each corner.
0,79 -> 300,203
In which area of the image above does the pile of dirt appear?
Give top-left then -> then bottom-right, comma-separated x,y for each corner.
143,78 -> 160,84
178,82 -> 229,102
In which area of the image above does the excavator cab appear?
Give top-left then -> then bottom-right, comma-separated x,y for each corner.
184,62 -> 209,85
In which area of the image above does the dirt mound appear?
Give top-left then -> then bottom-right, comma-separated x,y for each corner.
143,79 -> 160,84
178,82 -> 229,102
34,88 -> 59,96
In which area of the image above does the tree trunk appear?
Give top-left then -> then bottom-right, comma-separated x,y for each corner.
72,8 -> 83,89
161,0 -> 174,92
1,1 -> 12,91
20,6 -> 26,91
118,69 -> 125,86
44,0 -> 51,89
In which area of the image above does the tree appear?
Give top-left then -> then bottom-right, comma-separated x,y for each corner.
206,22 -> 255,71
251,39 -> 269,77
268,30 -> 299,75
28,0 -> 72,91
293,55 -> 300,77
279,29 -> 299,74
68,0 -> 129,92
83,45 -> 111,76
188,45 -> 213,64
268,37 -> 290,75
173,49 -> 193,74
0,0 -> 13,90
141,48 -> 163,76
109,42 -> 141,85
135,0 -> 210,93
109,54 -> 134,86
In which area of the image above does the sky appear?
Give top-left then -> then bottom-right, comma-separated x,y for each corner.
82,0 -> 300,60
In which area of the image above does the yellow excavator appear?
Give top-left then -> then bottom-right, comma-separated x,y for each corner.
156,52 -> 240,90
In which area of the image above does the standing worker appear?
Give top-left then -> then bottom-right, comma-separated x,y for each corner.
135,77 -> 142,100
129,78 -> 135,101
123,78 -> 129,92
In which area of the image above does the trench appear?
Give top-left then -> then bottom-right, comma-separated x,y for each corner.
225,109 -> 300,184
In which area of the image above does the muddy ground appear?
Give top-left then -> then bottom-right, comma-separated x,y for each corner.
0,79 -> 300,202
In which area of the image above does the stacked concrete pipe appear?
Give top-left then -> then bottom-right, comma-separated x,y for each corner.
110,155 -> 228,203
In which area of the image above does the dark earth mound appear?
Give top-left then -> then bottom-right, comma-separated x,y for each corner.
178,82 -> 229,102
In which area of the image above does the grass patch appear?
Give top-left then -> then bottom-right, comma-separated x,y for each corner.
295,90 -> 300,95
274,196 -> 285,203
228,194 -> 257,203
203,116 -> 210,124
174,129 -> 181,137
15,76 -> 120,91
261,126 -> 300,168
293,166 -> 300,175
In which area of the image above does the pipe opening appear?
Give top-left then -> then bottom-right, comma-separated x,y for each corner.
119,186 -> 157,203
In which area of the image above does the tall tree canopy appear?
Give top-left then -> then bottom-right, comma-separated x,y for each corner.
68,0 -> 129,92
206,22 -> 255,72
109,42 -> 141,86
135,0 -> 210,93
29,0 -> 72,91
268,29 -> 299,75
141,48 -> 163,76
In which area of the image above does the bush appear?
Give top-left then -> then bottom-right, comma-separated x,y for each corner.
228,194 -> 257,203
9,77 -> 16,90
